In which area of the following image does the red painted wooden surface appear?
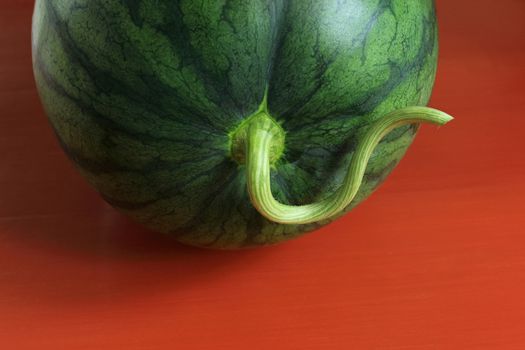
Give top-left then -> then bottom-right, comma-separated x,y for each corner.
1,1 -> 524,349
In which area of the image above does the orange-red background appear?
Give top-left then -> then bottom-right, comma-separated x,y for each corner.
1,1 -> 524,349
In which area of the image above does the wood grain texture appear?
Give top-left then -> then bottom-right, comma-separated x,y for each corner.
1,0 -> 524,349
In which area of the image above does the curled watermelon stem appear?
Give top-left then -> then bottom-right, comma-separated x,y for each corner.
245,106 -> 453,225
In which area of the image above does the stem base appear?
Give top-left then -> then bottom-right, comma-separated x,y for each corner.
230,111 -> 285,165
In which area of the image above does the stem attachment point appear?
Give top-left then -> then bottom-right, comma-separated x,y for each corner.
230,111 -> 285,165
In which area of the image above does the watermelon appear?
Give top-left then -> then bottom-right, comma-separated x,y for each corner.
32,0 -> 451,249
